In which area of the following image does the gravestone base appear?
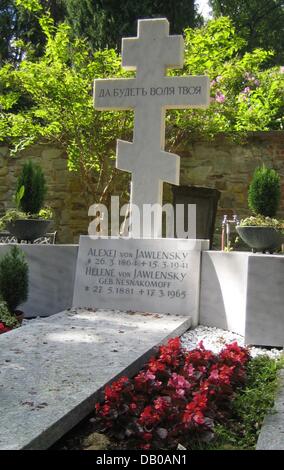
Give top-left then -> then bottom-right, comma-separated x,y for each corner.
0,308 -> 190,450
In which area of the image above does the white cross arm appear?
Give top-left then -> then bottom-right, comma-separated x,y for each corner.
117,139 -> 180,186
121,19 -> 184,72
94,76 -> 210,110
122,35 -> 184,71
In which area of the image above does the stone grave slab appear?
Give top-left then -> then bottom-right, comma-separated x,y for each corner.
0,309 -> 190,450
73,236 -> 209,326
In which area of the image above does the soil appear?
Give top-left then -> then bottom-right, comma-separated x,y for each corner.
51,413 -> 122,450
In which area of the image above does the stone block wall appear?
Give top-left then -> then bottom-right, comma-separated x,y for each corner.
0,131 -> 283,244
0,144 -> 89,243
176,131 -> 284,219
164,131 -> 284,247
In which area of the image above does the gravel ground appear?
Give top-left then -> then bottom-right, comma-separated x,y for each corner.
181,325 -> 284,360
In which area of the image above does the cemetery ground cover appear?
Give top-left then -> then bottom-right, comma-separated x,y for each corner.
53,334 -> 284,451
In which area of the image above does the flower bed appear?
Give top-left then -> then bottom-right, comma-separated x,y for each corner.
95,338 -> 250,450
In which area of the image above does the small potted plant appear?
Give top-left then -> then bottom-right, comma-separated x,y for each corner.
0,245 -> 29,322
236,164 -> 283,253
1,160 -> 53,242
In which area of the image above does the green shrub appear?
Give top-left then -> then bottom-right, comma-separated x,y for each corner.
0,301 -> 19,328
248,165 -> 281,217
16,160 -> 47,214
0,246 -> 29,312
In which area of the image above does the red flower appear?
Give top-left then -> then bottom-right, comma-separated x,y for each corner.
168,373 -> 191,390
220,342 -> 250,365
129,402 -> 137,411
134,370 -> 154,387
101,404 -> 111,416
148,358 -> 166,373
192,392 -> 208,410
193,410 -> 205,425
185,363 -> 195,377
93,337 -> 250,449
104,376 -> 130,401
0,322 -> 11,334
209,368 -> 219,381
140,443 -> 151,450
219,364 -> 235,384
153,396 -> 170,412
167,337 -> 181,351
139,405 -> 160,426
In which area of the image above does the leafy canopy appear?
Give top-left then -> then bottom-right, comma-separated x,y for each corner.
0,1 -> 66,66
209,0 -> 284,65
0,13 -> 283,202
63,0 -> 198,52
167,17 -> 284,148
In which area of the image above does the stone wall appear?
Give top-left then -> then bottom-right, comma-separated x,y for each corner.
170,131 -> 284,249
175,131 -> 284,219
0,131 -> 283,243
0,144 -> 88,243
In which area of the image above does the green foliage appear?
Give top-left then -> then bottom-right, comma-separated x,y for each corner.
0,209 -> 27,230
209,0 -> 284,65
0,207 -> 53,230
63,0 -> 197,52
0,1 -> 66,65
0,15 -> 132,203
38,206 -> 53,219
16,160 -> 47,214
14,184 -> 25,208
248,165 -> 281,217
0,246 -> 29,312
0,15 -> 284,202
0,301 -> 19,328
167,17 -> 284,148
190,355 -> 284,450
213,355 -> 284,450
240,215 -> 284,230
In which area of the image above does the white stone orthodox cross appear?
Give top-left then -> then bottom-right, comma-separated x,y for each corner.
94,18 -> 209,237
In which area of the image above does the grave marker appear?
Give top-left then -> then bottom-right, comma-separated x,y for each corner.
73,18 -> 210,324
94,18 -> 210,236
73,237 -> 209,325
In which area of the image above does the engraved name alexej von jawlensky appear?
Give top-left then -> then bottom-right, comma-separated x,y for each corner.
84,248 -> 189,284
86,248 -> 191,260
98,85 -> 202,98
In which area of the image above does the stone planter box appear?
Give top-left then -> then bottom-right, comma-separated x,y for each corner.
236,226 -> 283,253
199,251 -> 284,347
7,219 -> 52,243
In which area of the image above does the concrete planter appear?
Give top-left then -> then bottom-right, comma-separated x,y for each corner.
236,226 -> 283,253
7,219 -> 51,243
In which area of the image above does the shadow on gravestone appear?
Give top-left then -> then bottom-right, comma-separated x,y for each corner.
172,185 -> 220,249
